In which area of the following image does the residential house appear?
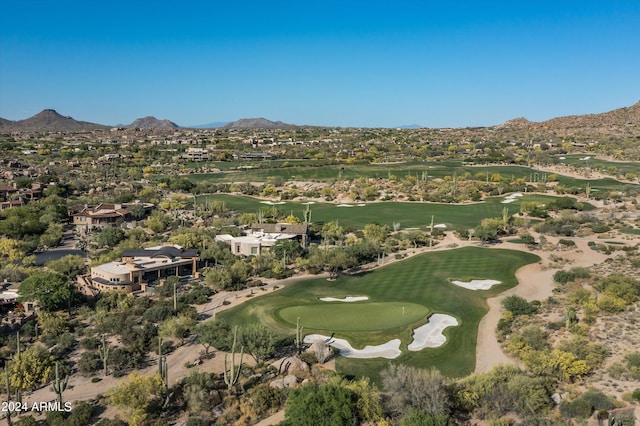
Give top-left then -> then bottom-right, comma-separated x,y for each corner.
216,222 -> 308,256
77,244 -> 199,294
68,201 -> 154,233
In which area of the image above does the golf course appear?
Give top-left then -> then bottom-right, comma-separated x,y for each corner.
196,193 -> 588,230
218,246 -> 540,379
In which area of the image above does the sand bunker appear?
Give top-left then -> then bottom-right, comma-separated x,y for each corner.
304,334 -> 401,359
301,201 -> 316,205
408,314 -> 459,350
260,201 -> 286,205
433,223 -> 447,229
580,156 -> 591,160
319,296 -> 369,302
501,192 -> 523,204
450,279 -> 502,290
337,204 -> 354,207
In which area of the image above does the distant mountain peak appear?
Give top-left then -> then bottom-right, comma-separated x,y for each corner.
0,109 -> 108,131
223,117 -> 294,129
128,116 -> 180,129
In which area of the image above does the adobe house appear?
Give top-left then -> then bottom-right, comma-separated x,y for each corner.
68,201 -> 154,233
77,244 -> 198,294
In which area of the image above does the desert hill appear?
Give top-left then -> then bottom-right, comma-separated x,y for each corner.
223,118 -> 294,129
498,101 -> 640,131
0,109 -> 109,132
128,116 -> 180,129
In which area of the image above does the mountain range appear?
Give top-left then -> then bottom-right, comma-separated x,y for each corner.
1,102 -> 639,132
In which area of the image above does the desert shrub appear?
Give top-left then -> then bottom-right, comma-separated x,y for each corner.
553,267 -> 590,284
566,288 -> 592,305
501,295 -> 538,315
632,389 -> 640,402
400,411 -> 454,426
581,388 -> 613,411
81,336 -> 101,350
591,223 -> 610,233
625,352 -> 640,379
68,402 -> 94,426
597,294 -> 627,313
246,384 -> 286,419
283,383 -> 355,426
78,351 -> 102,375
46,411 -> 66,426
558,239 -> 576,247
559,398 -> 592,419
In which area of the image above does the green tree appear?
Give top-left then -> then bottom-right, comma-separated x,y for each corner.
107,373 -> 165,426
270,239 -> 303,263
37,311 -> 69,337
9,344 -> 55,391
95,227 -> 126,247
194,320 -> 232,355
39,223 -> 64,249
45,254 -> 86,278
18,271 -> 78,312
363,223 -> 388,245
158,315 -> 196,345
237,323 -> 278,364
320,221 -> 345,244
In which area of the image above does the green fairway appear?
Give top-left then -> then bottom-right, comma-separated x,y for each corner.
277,302 -> 429,332
197,193 -> 581,231
218,247 -> 540,379
188,160 -> 637,193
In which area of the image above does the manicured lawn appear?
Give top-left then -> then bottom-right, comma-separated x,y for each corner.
218,247 -> 540,380
197,193 -> 579,231
278,302 -> 429,332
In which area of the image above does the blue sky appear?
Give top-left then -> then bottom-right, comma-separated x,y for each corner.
1,1 -> 639,127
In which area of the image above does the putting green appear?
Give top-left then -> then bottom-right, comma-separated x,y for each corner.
277,302 -> 428,332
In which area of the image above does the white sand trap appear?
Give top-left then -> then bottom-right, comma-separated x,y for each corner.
501,193 -> 523,204
319,296 -> 369,302
301,201 -> 316,205
337,204 -> 354,207
433,223 -> 447,229
357,203 -> 366,207
304,334 -> 401,359
559,157 -> 566,160
580,156 -> 591,160
260,201 -> 286,205
408,314 -> 459,350
450,279 -> 502,290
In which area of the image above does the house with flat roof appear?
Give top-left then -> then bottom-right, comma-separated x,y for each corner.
77,244 -> 198,294
250,223 -> 308,248
215,230 -> 296,257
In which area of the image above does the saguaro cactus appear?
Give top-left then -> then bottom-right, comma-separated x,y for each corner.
158,337 -> 168,388
99,334 -> 110,376
223,326 -> 244,395
158,336 -> 169,407
294,317 -> 304,355
51,361 -> 69,405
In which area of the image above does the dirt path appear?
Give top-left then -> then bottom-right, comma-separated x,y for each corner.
475,235 -> 611,373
